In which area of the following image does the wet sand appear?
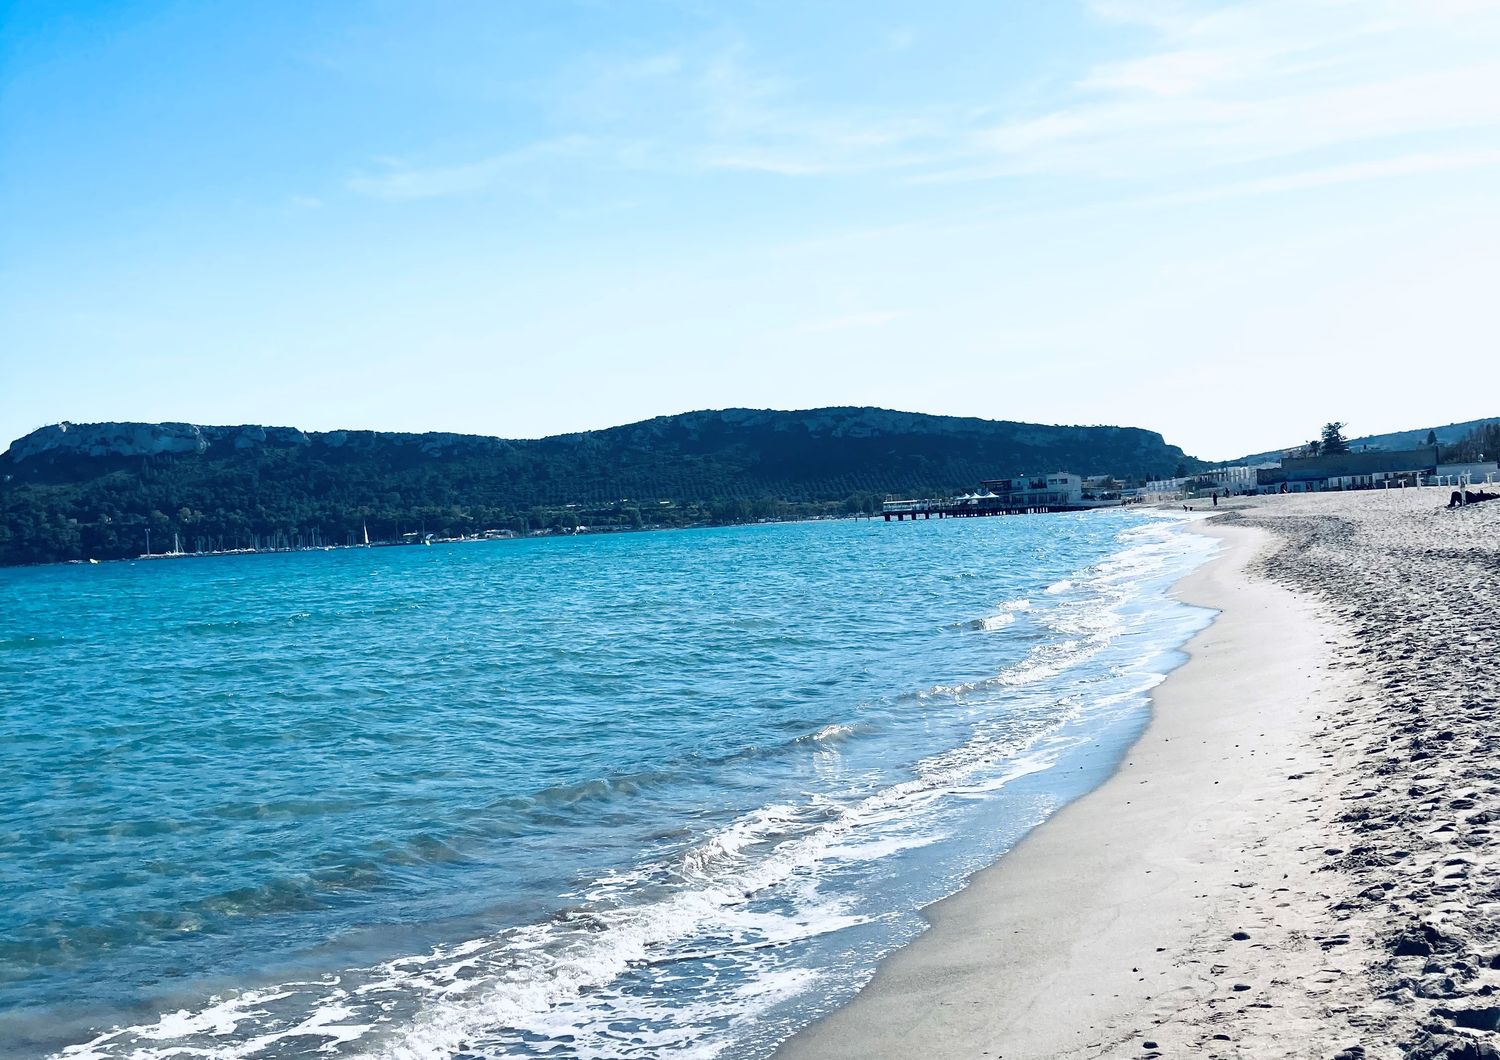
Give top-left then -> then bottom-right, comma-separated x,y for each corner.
777,489 -> 1500,1059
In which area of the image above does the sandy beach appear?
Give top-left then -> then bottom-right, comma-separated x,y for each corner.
778,489 -> 1500,1059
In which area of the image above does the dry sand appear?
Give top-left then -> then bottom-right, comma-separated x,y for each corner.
777,488 -> 1500,1060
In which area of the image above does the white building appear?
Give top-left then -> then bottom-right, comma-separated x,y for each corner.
1426,462 -> 1500,487
980,473 -> 1084,506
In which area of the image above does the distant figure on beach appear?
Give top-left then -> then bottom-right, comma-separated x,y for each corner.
1212,492 -> 1218,507
1450,489 -> 1500,508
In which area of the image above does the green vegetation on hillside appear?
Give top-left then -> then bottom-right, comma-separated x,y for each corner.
0,408 -> 1201,565
1440,422 -> 1500,464
1237,416 -> 1499,466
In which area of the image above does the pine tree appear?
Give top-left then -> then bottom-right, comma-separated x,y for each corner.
1320,422 -> 1350,455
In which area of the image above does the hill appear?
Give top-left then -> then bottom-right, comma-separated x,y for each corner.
0,408 -> 1202,565
1233,417 -> 1500,466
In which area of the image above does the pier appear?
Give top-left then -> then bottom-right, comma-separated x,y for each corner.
881,498 -> 1112,520
882,472 -> 1124,521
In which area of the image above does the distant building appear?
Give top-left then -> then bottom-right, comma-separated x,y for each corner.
1196,465 -> 1269,493
980,473 -> 1085,507
1428,462 -> 1499,487
1141,474 -> 1187,496
1259,447 -> 1438,492
881,471 -> 1119,521
1141,464 -> 1269,498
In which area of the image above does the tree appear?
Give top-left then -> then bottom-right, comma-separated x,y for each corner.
1320,422 -> 1349,455
1425,430 -> 1438,447
0,410 -> 1207,565
1440,422 -> 1500,463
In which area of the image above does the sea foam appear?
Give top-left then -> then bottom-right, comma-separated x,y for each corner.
13,511 -> 1217,1060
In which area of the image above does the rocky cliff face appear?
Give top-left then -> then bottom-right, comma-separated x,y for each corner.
3,422 -> 514,464
3,410 -> 1192,478
7,411 -> 1181,464
7,422 -> 313,462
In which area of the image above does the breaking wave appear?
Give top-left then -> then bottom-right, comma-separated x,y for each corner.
25,511 -> 1218,1060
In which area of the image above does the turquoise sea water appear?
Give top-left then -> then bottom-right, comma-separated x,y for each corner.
0,512 -> 1216,1059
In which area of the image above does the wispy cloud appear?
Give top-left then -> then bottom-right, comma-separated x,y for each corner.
885,28 -> 916,53
347,137 -> 592,200
671,45 -> 967,177
1143,146 -> 1500,206
915,61 -> 1500,184
345,1 -> 1500,203
800,310 -> 903,333
921,1 -> 1500,184
695,1 -> 1500,190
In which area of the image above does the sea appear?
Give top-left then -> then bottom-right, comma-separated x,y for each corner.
0,510 -> 1217,1059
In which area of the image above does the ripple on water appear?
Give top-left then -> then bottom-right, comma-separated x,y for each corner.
0,513 -> 1218,1059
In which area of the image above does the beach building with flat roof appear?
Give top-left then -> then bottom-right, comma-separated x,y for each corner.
1260,447 -> 1438,492
1198,465 -> 1267,493
979,473 -> 1084,507
1141,464 -> 1271,499
882,472 -> 1119,520
1427,461 -> 1500,487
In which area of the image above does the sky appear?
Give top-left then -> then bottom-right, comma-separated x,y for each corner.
3,0 -> 1499,461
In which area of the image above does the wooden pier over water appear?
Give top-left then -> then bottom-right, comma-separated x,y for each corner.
882,474 -> 1127,521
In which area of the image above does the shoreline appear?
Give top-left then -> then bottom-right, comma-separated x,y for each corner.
5,512 -> 882,571
777,514 -> 1370,1058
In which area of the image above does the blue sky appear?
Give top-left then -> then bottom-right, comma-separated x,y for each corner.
3,0 -> 1498,460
